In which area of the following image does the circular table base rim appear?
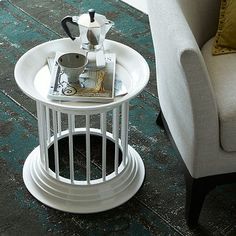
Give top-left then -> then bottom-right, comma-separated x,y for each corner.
23,145 -> 145,213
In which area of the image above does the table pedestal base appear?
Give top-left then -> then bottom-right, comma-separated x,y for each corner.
23,145 -> 145,213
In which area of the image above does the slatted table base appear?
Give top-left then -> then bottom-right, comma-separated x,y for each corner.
23,137 -> 144,213
23,101 -> 145,213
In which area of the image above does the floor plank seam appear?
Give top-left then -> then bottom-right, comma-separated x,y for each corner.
7,0 -> 62,38
134,196 -> 186,236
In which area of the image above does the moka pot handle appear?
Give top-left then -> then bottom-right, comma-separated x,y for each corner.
61,16 -> 78,41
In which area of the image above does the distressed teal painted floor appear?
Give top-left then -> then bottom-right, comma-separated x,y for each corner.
0,0 -> 236,235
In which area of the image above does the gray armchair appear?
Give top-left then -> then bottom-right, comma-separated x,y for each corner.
147,0 -> 236,227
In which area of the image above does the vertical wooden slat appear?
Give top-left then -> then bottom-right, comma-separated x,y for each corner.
101,112 -> 107,181
52,110 -> 60,179
46,107 -> 51,142
72,114 -> 75,131
42,105 -> 49,171
37,102 -> 50,171
86,114 -> 91,184
113,107 -> 120,175
68,114 -> 74,183
57,111 -> 62,136
36,102 -> 44,164
121,102 -> 129,166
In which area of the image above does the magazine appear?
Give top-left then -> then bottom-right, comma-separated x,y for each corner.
47,53 -> 127,103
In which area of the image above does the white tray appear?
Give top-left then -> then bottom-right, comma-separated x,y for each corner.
15,39 -> 150,113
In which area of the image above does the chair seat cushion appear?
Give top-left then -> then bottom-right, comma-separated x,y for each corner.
202,37 -> 236,151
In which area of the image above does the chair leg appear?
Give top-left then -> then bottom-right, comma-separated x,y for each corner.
156,109 -> 164,129
184,173 -> 215,228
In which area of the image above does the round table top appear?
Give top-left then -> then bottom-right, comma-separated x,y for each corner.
14,38 -> 149,114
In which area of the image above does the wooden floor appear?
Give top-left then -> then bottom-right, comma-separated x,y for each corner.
0,0 -> 236,235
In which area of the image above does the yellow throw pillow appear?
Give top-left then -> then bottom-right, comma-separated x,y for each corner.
212,0 -> 236,55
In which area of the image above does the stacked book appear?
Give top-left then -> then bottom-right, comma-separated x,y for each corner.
47,53 -> 127,103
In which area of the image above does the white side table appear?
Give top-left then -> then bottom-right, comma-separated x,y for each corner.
14,38 -> 149,213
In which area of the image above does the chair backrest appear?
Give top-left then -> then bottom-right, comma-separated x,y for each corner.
147,0 -> 220,178
178,0 -> 220,48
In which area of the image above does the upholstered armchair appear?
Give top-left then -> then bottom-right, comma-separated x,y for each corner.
147,0 -> 236,227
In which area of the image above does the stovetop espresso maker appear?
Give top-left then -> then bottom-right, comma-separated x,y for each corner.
61,9 -> 114,52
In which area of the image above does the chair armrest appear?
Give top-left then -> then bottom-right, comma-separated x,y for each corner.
178,47 -> 219,177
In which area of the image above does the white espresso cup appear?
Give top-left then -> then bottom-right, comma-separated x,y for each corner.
58,53 -> 88,83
